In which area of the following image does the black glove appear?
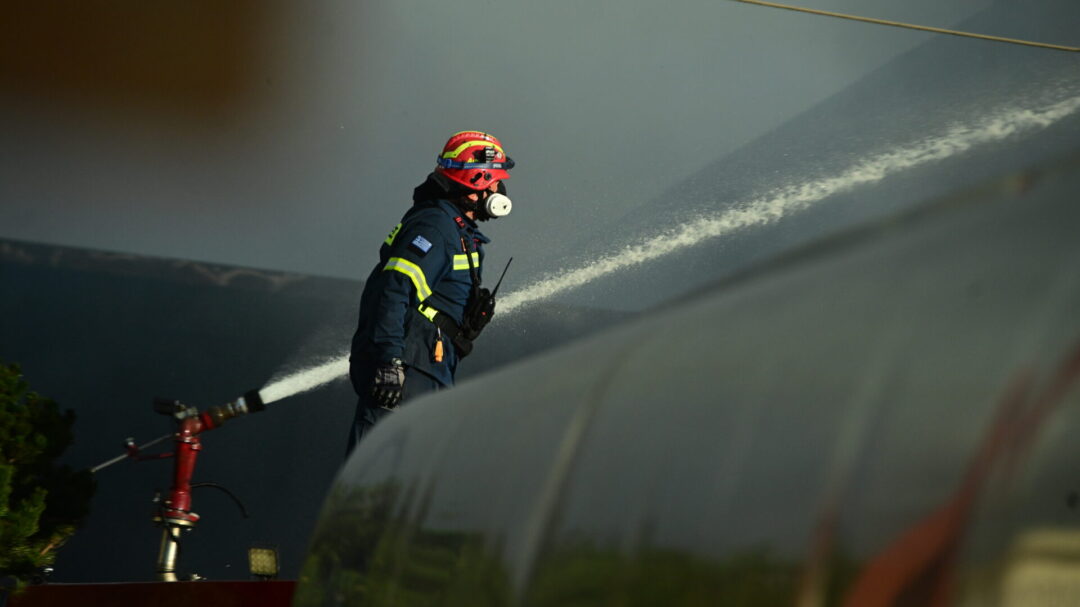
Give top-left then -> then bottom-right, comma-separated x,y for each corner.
371,358 -> 405,409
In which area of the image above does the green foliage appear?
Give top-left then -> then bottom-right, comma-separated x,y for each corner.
296,478 -> 815,606
0,362 -> 95,583
525,543 -> 800,607
295,481 -> 511,607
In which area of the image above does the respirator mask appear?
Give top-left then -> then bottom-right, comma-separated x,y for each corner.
482,192 -> 512,218
469,181 -> 512,221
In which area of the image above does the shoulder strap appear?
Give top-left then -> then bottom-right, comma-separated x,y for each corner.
460,237 -> 482,297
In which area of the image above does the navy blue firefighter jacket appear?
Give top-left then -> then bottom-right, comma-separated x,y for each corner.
350,179 -> 488,387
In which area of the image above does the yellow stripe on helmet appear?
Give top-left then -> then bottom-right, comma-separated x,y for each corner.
442,140 -> 505,160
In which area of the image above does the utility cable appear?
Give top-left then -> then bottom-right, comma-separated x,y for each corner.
190,482 -> 251,518
730,0 -> 1080,53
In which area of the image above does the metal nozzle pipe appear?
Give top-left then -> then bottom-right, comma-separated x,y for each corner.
242,389 -> 265,412
204,389 -> 266,427
156,525 -> 182,582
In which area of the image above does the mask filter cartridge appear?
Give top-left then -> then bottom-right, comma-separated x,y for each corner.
485,193 -> 512,218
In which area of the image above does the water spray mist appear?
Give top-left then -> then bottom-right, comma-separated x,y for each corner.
255,93 -> 1080,405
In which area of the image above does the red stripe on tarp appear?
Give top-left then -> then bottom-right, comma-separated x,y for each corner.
6,580 -> 296,607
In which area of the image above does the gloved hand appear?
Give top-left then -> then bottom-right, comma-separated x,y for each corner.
371,358 -> 406,409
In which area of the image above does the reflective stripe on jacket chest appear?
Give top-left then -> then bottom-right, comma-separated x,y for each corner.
452,252 -> 481,271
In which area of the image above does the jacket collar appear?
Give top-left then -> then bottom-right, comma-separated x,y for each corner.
412,173 -> 491,243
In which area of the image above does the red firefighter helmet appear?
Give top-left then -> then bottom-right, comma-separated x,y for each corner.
435,131 -> 514,191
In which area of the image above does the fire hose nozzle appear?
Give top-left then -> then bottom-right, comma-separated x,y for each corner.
205,389 -> 266,426
242,389 -> 266,412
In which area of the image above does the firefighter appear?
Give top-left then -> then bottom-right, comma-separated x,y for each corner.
346,131 -> 514,454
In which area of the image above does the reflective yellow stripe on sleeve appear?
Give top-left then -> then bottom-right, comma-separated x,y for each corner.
384,223 -> 402,246
384,257 -> 433,301
452,252 -> 481,271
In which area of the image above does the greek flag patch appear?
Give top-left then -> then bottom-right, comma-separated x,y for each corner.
410,235 -> 433,255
